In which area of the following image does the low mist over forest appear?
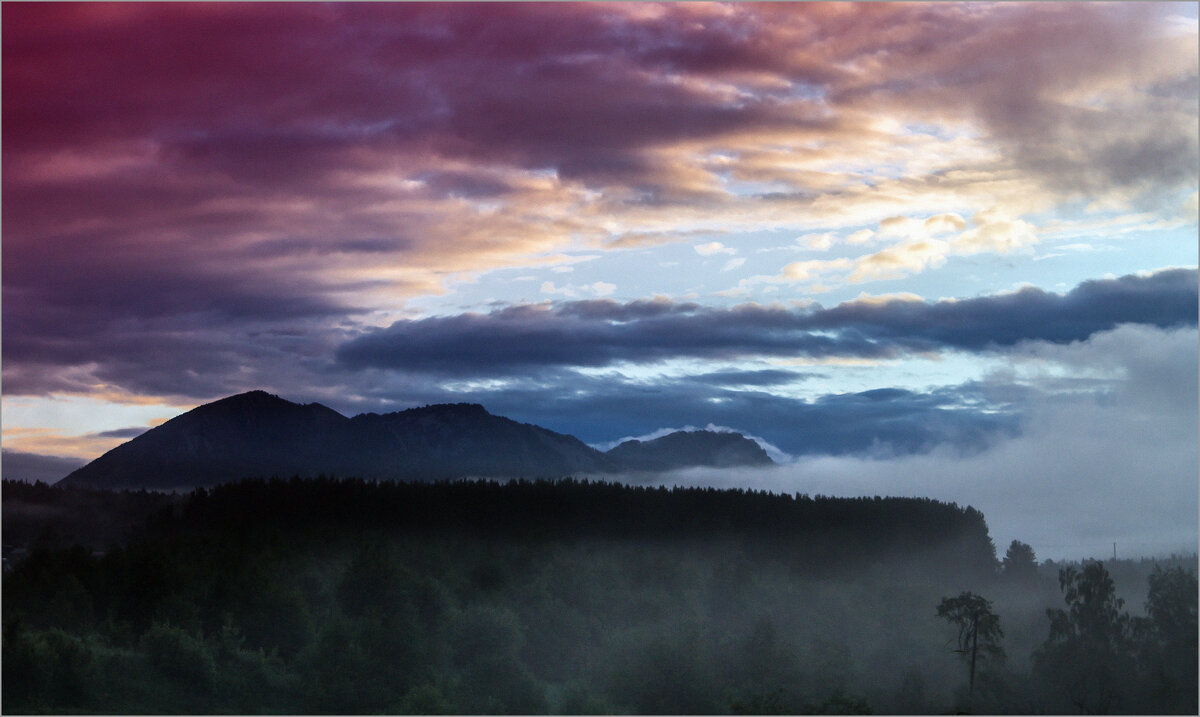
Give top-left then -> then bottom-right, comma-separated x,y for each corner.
3,477 -> 1195,714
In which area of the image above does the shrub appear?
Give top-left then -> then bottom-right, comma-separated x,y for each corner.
140,622 -> 216,692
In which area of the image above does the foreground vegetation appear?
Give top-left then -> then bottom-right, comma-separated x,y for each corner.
2,477 -> 1195,714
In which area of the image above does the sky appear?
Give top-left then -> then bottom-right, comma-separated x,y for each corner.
3,2 -> 1197,560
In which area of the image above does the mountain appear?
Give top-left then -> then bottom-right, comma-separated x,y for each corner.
59,391 -> 773,489
605,430 -> 774,472
59,391 -> 353,490
344,403 -> 618,480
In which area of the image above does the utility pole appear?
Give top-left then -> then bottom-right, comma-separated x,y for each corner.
1113,542 -> 1116,560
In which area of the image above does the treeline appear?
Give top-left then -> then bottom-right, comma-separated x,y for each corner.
3,479 -> 178,550
2,477 -> 1195,714
150,477 -> 999,574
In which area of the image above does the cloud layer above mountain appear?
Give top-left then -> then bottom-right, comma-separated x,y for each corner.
4,3 -> 1196,407
337,269 -> 1197,374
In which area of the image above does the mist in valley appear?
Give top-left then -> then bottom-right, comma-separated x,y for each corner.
3,476 -> 1196,715
637,323 -> 1199,563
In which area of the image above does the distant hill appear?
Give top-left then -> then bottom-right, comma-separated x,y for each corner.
606,430 -> 773,472
1,450 -> 87,484
59,391 -> 773,489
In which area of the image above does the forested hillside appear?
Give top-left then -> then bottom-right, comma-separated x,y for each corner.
2,478 -> 1195,714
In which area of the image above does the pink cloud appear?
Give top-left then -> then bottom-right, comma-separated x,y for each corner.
2,2 -> 1192,404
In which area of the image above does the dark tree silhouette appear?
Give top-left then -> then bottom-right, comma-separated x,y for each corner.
1035,562 -> 1135,714
1001,540 -> 1038,581
1137,566 -> 1198,713
936,591 -> 1004,708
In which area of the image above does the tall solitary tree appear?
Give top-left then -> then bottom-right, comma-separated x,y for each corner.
937,592 -> 1004,708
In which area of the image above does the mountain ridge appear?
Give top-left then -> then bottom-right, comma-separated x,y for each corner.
607,430 -> 775,472
59,391 -> 773,489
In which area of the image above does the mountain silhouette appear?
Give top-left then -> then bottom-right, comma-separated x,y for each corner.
59,391 -> 773,489
58,391 -> 351,489
343,403 -> 618,480
606,430 -> 774,472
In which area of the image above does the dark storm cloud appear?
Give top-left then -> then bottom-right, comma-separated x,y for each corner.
1,3 -> 812,194
335,302 -> 884,374
0,2 -> 826,402
336,269 -> 1198,375
805,268 -> 1199,349
1,229 -> 360,399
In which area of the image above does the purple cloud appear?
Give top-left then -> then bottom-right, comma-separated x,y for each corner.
336,270 -> 1197,375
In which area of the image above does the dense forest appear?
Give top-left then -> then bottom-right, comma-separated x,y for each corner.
2,477 -> 1196,714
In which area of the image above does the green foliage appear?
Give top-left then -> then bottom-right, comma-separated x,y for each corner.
398,683 -> 455,714
209,621 -> 296,712
1136,566 -> 1199,714
445,604 -> 546,713
1049,563 -> 1132,648
731,618 -> 805,697
810,688 -> 873,714
1143,565 -> 1198,644
337,535 -> 406,617
608,628 -> 723,714
937,592 -> 1004,651
140,623 -> 217,693
449,604 -> 526,666
1001,540 -> 1039,581
1,622 -> 95,712
729,688 -> 792,715
936,590 -> 1004,706
1034,562 -> 1137,714
457,653 -> 548,714
891,669 -> 929,715
2,478 -> 1195,714
295,618 -> 384,713
555,681 -> 614,715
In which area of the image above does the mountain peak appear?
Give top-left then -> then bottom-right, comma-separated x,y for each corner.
197,390 -> 298,413
60,391 -> 350,490
197,391 -> 344,418
606,429 -> 773,471
212,389 -> 285,405
60,392 -> 772,490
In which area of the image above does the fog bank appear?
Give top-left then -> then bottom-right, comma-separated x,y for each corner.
649,325 -> 1199,561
